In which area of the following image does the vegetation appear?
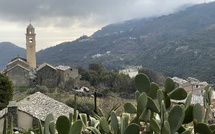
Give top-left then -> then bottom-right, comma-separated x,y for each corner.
0,73 -> 13,110
34,2 -> 215,84
5,73 -> 214,134
79,63 -> 135,95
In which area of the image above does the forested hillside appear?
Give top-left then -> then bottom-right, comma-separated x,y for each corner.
36,2 -> 215,83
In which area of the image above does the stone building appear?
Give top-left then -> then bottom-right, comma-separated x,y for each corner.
37,63 -> 58,87
3,56 -> 36,87
0,92 -> 74,133
3,23 -> 79,88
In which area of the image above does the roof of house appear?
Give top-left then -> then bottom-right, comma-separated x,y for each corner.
172,77 -> 187,85
0,92 -> 74,121
37,62 -> 56,71
5,64 -> 30,73
7,56 -> 28,67
56,65 -> 70,71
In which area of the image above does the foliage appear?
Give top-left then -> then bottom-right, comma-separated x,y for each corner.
80,63 -> 135,94
0,73 -> 13,110
138,67 -> 165,85
5,73 -> 214,134
35,2 -> 215,84
26,85 -> 48,94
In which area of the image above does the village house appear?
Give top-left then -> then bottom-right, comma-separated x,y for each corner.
3,23 -> 80,88
0,92 -> 74,133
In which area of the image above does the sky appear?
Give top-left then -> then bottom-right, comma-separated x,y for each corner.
0,0 -> 214,51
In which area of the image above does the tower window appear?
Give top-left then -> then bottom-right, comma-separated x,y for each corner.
29,38 -> 33,43
29,31 -> 31,34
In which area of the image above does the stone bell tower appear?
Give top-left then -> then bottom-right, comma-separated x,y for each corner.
26,23 -> 36,68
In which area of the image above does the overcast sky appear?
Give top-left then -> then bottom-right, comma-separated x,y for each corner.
0,0 -> 214,51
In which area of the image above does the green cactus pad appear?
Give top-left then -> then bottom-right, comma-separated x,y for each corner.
124,123 -> 140,134
209,125 -> 215,132
169,88 -> 187,100
99,117 -> 111,133
87,127 -> 101,134
147,96 -> 160,113
135,73 -> 150,94
148,82 -> 159,99
164,77 -> 175,93
184,92 -> 192,109
164,92 -> 171,109
150,118 -> 161,133
69,120 -> 83,134
121,113 -> 130,133
44,113 -> 54,134
79,113 -> 88,127
124,102 -> 137,114
168,105 -> 185,134
139,108 -> 151,122
56,115 -> 71,134
162,121 -> 171,134
137,92 -> 148,116
183,105 -> 194,124
194,123 -> 213,134
193,103 -> 203,123
49,121 -> 56,134
110,111 -> 119,134
135,91 -> 140,103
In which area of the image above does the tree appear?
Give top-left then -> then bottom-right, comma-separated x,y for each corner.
0,73 -> 13,110
88,63 -> 104,72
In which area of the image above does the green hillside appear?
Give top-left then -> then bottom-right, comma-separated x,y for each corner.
36,2 -> 215,83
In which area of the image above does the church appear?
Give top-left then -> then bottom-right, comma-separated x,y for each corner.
3,24 -> 80,88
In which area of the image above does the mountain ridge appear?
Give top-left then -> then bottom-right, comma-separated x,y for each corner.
2,2 -> 215,84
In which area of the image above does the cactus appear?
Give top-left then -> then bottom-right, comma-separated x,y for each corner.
168,105 -> 185,134
193,103 -> 203,123
38,119 -> 44,134
44,113 -> 54,134
110,111 -> 119,134
99,117 -> 111,133
49,121 -> 56,134
9,73 -> 214,134
3,116 -> 7,134
56,115 -> 71,134
124,123 -> 140,134
135,73 -> 150,94
69,120 -> 83,134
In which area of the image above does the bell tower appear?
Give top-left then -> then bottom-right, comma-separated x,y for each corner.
26,23 -> 36,68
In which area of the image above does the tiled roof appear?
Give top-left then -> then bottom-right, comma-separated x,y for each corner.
5,64 -> 29,73
37,63 -> 56,71
0,92 -> 74,121
8,56 -> 28,66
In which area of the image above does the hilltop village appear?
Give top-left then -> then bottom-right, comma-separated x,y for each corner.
2,24 -> 80,88
1,24 -> 215,133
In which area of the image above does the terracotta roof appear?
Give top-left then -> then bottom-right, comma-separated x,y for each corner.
0,92 -> 74,121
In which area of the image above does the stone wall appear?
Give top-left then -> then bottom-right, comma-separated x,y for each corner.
7,66 -> 29,87
37,66 -> 58,87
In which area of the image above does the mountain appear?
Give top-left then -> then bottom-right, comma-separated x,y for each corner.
35,2 -> 215,83
0,42 -> 25,71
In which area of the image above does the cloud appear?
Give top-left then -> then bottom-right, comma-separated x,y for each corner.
0,0 -> 208,28
0,0 -> 214,50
